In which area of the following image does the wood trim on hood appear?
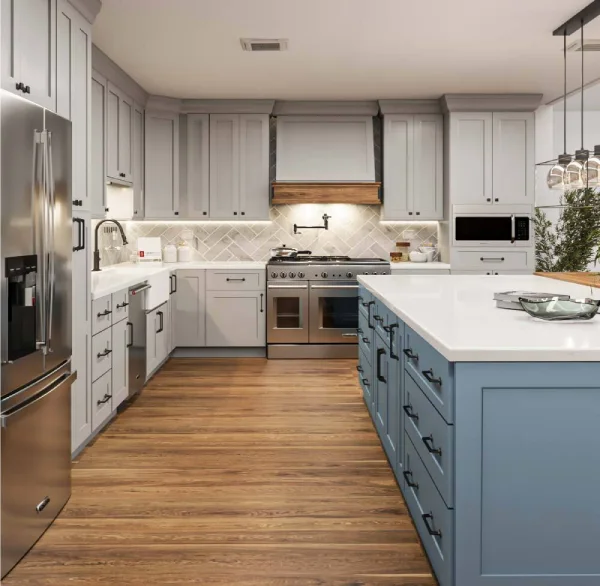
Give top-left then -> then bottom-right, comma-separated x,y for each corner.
271,182 -> 381,205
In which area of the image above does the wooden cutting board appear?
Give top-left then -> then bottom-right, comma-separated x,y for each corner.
535,272 -> 600,289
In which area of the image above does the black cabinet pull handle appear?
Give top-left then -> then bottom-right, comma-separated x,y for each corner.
73,218 -> 83,251
156,311 -> 164,333
116,302 -> 129,309
422,513 -> 442,538
403,470 -> 419,489
127,322 -> 133,348
97,348 -> 112,358
362,337 -> 369,343
387,323 -> 400,360
480,257 -> 505,262
403,404 -> 419,420
169,274 -> 175,295
358,296 -> 363,302
172,274 -> 177,293
356,365 -> 363,373
97,309 -> 112,317
361,301 -> 375,329
403,348 -> 418,360
16,82 -> 24,91
357,328 -> 363,334
226,278 -> 246,282
260,293 -> 264,313
422,435 -> 442,457
361,378 -> 369,386
422,369 -> 442,385
374,315 -> 383,322
376,348 -> 386,383
97,393 -> 112,406
24,85 -> 30,94
361,300 -> 375,308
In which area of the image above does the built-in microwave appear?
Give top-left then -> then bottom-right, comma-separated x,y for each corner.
453,209 -> 532,247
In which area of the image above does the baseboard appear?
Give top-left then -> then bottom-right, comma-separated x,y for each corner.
71,411 -> 117,460
171,347 -> 267,358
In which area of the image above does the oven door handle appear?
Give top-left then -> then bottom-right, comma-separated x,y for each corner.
267,285 -> 308,290
310,285 -> 359,290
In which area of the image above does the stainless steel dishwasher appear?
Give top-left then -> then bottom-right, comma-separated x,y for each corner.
127,283 -> 151,398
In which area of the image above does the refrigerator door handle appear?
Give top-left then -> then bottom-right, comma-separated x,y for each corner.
34,129 -> 47,351
45,131 -> 56,349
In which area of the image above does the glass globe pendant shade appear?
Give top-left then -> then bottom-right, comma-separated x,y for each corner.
584,145 -> 600,187
546,154 -> 572,190
565,149 -> 589,189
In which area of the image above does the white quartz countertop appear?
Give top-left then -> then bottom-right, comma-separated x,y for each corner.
358,274 -> 600,362
91,261 -> 266,299
390,262 -> 451,271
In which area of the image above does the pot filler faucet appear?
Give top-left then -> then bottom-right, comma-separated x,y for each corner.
92,219 -> 128,272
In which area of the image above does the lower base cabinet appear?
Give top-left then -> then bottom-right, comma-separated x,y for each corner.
146,302 -> 169,377
111,317 -> 129,408
91,371 -> 113,432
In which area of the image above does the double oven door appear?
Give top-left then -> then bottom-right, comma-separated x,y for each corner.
267,280 -> 359,345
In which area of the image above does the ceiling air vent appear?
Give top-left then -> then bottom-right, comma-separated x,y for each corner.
240,38 -> 288,52
567,39 -> 600,52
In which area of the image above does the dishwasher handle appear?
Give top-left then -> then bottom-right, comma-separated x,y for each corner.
130,283 -> 152,296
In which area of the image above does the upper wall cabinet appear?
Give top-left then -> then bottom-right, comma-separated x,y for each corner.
107,82 -> 133,184
207,113 -> 269,220
449,112 -> 534,206
1,0 -> 56,110
133,103 -> 145,218
91,70 -> 107,217
186,114 -> 210,218
145,110 -> 180,219
276,116 -> 375,182
382,114 -> 443,221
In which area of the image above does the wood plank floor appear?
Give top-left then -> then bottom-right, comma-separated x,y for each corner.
4,358 -> 436,586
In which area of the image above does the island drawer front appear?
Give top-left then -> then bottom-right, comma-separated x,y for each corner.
404,432 -> 454,586
91,328 -> 113,383
404,372 -> 454,507
358,309 -> 373,359
358,287 -> 374,322
92,294 -> 113,335
373,299 -> 390,345
358,346 -> 374,412
404,326 -> 454,423
111,289 -> 129,324
452,249 -> 531,271
91,371 -> 113,433
206,270 -> 265,291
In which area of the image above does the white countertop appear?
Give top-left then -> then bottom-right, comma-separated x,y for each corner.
91,261 -> 266,299
358,274 -> 600,362
390,262 -> 451,271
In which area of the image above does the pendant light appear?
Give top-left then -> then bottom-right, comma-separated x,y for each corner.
565,20 -> 589,189
547,31 -> 573,190
585,144 -> 600,186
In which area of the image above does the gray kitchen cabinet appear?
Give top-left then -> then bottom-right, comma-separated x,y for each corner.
133,103 -> 145,218
107,81 -> 133,184
209,113 -> 269,220
146,309 -> 158,376
144,110 -> 180,218
174,270 -> 206,347
91,70 -> 107,217
1,0 -> 56,110
111,316 -> 129,408
146,302 -> 169,377
56,0 -> 91,211
91,370 -> 112,433
383,114 -> 443,220
186,114 -> 210,218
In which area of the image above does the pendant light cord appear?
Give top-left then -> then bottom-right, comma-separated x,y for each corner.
581,20 -> 584,150
564,31 -> 567,154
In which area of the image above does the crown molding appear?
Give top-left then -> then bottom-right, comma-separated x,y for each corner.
273,101 -> 379,116
67,0 -> 102,24
145,95 -> 184,113
378,99 -> 442,115
181,99 -> 275,114
440,94 -> 543,113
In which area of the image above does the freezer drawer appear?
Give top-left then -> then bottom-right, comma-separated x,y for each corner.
1,370 -> 75,578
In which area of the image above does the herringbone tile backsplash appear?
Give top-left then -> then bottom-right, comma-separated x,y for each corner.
97,204 -> 439,266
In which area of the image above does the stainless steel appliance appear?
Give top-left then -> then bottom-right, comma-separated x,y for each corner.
127,283 -> 151,398
267,256 -> 390,358
453,206 -> 532,247
0,91 -> 74,578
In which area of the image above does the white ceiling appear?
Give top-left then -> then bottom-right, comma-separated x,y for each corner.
93,0 -> 600,103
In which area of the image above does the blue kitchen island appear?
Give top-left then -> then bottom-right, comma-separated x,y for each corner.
357,274 -> 600,586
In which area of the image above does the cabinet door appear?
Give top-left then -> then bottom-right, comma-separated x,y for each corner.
132,103 -> 144,218
374,336 -> 388,437
145,110 -> 180,218
158,304 -> 169,363
382,115 -> 413,220
1,0 -> 20,95
413,115 -> 443,220
145,308 -> 158,377
118,93 -> 133,182
174,270 -> 206,347
106,82 -> 120,181
111,317 -> 128,408
186,114 -> 210,218
239,114 -> 269,220
450,112 -> 493,205
71,213 -> 91,453
206,291 -> 266,347
91,71 -> 107,217
492,112 -> 534,205
209,114 -> 239,219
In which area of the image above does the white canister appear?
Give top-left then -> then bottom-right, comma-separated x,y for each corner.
163,244 -> 177,263
177,242 -> 192,262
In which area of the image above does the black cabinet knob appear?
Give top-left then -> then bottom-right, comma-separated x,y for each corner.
408,211 -> 413,215
24,86 -> 30,94
174,211 -> 179,215
494,198 -> 499,202
486,198 -> 491,202
202,211 -> 207,215
105,207 -> 109,212
241,211 -> 245,216
416,211 -> 420,215
15,82 -> 23,91
233,211 -> 237,215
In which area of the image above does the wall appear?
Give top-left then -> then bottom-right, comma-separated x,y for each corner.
95,204 -> 439,266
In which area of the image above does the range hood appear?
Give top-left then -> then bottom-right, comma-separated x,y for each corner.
271,182 -> 381,204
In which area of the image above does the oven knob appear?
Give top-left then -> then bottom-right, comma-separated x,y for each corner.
321,272 -> 328,278
298,271 -> 305,278
346,271 -> 353,278
271,272 -> 278,278
280,272 -> 287,278
289,272 -> 296,278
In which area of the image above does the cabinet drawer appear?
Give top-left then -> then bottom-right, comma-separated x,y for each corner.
404,373 -> 454,507
111,289 -> 129,324
404,326 -> 454,423
92,295 -> 112,335
358,347 -> 374,413
373,299 -> 390,345
358,288 -> 374,321
92,328 -> 112,382
452,249 -> 531,271
358,310 -> 373,360
206,270 -> 265,291
91,371 -> 113,433
404,432 -> 454,586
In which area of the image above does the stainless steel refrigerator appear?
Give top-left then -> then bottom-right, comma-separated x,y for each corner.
0,91 -> 75,578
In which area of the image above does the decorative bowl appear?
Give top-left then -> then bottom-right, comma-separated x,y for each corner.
518,296 -> 600,321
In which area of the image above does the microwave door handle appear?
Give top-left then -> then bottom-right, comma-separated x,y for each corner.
510,214 -> 515,243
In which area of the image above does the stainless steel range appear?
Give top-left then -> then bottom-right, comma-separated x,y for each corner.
266,256 -> 390,359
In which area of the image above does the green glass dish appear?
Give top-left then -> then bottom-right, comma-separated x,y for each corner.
518,297 -> 600,321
